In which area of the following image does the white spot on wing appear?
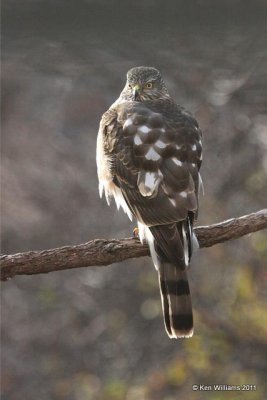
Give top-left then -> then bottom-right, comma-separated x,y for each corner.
171,157 -> 182,167
145,172 -> 156,189
139,125 -> 150,134
180,191 -> 187,198
155,139 -> 166,149
145,147 -> 161,161
134,134 -> 142,145
137,170 -> 162,197
191,144 -> 197,151
123,118 -> 133,129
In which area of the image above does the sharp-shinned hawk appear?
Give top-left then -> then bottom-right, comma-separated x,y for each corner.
96,66 -> 203,338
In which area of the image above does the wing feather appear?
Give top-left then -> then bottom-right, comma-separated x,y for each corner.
97,75 -> 203,339
99,100 -> 202,227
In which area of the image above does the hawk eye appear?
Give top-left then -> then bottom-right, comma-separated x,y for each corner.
128,83 -> 132,89
145,82 -> 153,89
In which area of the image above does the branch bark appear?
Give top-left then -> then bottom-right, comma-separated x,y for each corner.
1,209 -> 266,281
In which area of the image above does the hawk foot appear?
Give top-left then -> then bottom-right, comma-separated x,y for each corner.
133,227 -> 139,238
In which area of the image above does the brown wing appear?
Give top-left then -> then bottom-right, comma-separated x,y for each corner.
100,99 -> 203,338
105,100 -> 203,227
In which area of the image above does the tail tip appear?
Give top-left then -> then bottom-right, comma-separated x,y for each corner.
169,327 -> 194,339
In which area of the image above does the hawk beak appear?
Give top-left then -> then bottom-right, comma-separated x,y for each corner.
133,84 -> 142,100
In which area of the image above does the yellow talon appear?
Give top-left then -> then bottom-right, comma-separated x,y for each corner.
133,227 -> 139,238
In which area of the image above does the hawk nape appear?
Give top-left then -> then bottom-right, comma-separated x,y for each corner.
96,66 -> 203,338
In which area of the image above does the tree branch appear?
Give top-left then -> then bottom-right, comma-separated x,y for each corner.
1,209 -> 266,281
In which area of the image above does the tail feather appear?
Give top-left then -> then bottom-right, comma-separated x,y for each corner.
159,262 -> 193,338
138,220 -> 194,338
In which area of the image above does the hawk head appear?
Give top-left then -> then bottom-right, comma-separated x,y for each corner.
120,66 -> 170,102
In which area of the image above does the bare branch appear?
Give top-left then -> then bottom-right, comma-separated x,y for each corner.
1,209 -> 266,281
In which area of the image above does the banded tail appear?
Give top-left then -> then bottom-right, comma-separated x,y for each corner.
158,262 -> 193,338
148,219 -> 194,338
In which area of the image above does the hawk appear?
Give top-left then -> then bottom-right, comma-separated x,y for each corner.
96,66 -> 203,338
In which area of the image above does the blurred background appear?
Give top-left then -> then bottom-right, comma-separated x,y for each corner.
1,1 -> 267,399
